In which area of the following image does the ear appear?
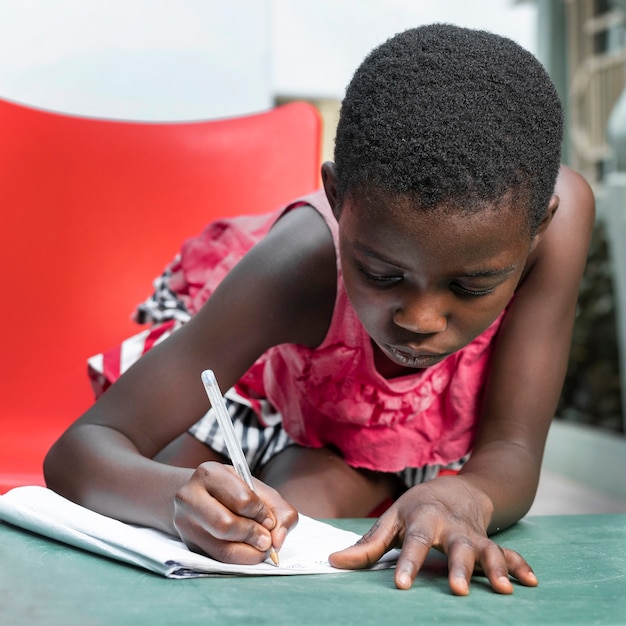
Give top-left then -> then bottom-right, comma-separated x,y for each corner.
530,194 -> 559,252
321,162 -> 341,220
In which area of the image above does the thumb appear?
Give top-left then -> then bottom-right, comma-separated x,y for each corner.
328,515 -> 400,570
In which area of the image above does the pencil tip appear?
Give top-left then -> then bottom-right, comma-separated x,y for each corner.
269,548 -> 280,566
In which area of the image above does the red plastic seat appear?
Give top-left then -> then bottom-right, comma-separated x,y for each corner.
0,98 -> 321,493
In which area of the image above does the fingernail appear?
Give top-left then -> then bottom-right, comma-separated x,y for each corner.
273,525 -> 287,546
256,535 -> 271,551
262,517 -> 275,530
455,578 -> 469,595
397,572 -> 412,589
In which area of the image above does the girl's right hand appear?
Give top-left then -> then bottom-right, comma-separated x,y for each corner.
172,461 -> 298,564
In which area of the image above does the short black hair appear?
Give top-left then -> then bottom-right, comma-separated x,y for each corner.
333,23 -> 563,234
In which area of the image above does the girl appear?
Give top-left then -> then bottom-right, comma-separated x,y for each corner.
44,24 -> 594,595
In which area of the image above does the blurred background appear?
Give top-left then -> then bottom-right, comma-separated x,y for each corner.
0,0 -> 537,120
1,0 -> 625,509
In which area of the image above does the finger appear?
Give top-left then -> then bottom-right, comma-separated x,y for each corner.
203,466 -> 275,528
174,494 -> 274,564
328,516 -> 400,570
254,480 -> 299,551
186,463 -> 299,560
502,547 -> 538,587
197,465 -> 287,548
476,542 -> 515,595
446,538 -> 479,596
175,466 -> 274,557
394,526 -> 435,590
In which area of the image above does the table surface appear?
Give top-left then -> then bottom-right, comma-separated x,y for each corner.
1,514 -> 625,626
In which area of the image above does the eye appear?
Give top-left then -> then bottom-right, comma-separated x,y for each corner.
451,282 -> 495,298
358,266 -> 402,285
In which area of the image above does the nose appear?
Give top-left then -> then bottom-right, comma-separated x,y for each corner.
393,294 -> 447,334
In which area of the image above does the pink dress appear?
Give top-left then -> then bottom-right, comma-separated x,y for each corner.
91,191 -> 505,473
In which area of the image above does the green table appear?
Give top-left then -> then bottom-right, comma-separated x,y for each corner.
1,515 -> 625,625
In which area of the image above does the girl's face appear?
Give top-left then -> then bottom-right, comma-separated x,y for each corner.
336,190 -> 533,377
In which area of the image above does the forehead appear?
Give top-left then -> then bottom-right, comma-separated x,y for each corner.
338,192 -> 531,270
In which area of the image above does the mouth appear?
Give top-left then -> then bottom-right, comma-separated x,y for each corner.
385,345 -> 449,368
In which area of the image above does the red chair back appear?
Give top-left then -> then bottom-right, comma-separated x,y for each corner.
0,98 -> 321,491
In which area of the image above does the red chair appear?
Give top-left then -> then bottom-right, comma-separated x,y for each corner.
0,98 -> 321,493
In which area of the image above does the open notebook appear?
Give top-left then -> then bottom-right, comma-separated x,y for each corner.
0,486 -> 398,578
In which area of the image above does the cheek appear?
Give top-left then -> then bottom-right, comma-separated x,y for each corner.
453,290 -> 515,342
341,275 -> 391,333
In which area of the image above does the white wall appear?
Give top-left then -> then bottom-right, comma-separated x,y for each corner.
0,0 -> 272,120
0,0 -> 537,121
271,0 -> 537,99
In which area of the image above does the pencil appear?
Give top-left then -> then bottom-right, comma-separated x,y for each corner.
200,369 -> 280,566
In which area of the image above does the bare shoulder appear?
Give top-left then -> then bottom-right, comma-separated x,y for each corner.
248,202 -> 337,321
262,202 -> 338,278
553,164 -> 596,228
197,202 -> 338,349
525,165 -> 595,283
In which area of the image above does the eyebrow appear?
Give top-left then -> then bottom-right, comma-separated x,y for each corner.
352,242 -> 404,268
352,242 -> 518,278
456,267 -> 518,279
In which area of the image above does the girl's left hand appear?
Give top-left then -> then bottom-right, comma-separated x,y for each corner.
328,475 -> 538,595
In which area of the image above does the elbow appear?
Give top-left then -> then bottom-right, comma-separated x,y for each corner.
43,436 -> 65,493
43,429 -> 79,499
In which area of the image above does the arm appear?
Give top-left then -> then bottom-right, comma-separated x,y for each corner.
44,205 -> 337,563
462,165 -> 595,529
330,166 -> 596,593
